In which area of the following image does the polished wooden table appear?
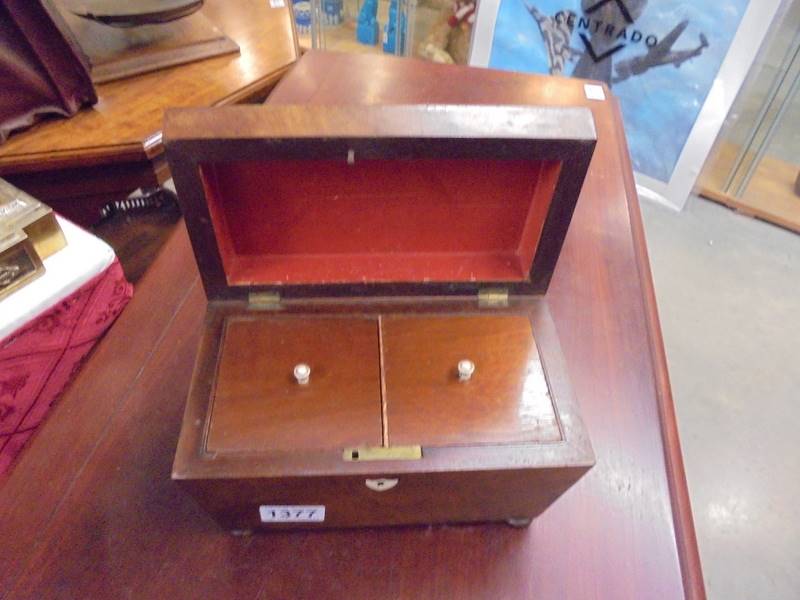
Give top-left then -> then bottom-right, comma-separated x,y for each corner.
0,52 -> 705,599
0,0 -> 298,226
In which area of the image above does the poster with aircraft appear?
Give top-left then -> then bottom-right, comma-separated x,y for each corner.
469,0 -> 782,208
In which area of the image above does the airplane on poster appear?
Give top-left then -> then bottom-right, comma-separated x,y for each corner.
525,4 -> 581,75
612,20 -> 709,83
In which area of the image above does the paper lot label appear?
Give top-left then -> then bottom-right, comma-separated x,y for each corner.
259,505 -> 325,523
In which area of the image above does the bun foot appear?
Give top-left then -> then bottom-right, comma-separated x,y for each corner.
230,529 -> 254,537
505,517 -> 532,528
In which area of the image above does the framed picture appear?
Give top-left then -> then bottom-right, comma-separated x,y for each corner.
470,0 -> 785,209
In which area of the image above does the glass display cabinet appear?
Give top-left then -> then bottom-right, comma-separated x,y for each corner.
698,0 -> 800,233
292,0 -> 475,65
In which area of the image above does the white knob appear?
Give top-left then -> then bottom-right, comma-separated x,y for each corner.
457,359 -> 475,381
293,363 -> 311,385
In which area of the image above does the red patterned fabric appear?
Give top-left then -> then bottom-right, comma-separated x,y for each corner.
0,258 -> 132,478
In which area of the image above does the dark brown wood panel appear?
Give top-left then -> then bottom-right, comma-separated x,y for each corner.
181,467 -> 589,531
0,53 -> 704,600
382,315 -> 561,447
4,157 -> 166,225
208,316 -> 382,452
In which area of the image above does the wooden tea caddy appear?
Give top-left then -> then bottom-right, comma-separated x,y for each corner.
165,103 -> 597,532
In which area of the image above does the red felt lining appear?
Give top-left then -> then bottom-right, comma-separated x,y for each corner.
200,158 -> 561,285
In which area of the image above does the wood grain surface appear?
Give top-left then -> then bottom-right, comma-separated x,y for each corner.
0,52 -> 704,599
56,5 -> 239,84
173,299 -> 591,531
0,0 -> 297,224
383,315 -> 561,447
208,315 -> 382,452
0,0 -> 297,170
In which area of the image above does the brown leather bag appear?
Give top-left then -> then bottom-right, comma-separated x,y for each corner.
0,0 -> 97,142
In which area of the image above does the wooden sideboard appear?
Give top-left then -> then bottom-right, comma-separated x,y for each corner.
0,0 -> 298,226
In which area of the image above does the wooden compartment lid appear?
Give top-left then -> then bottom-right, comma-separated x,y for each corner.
164,104 -> 596,301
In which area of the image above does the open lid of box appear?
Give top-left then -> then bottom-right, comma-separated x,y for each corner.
164,104 -> 596,301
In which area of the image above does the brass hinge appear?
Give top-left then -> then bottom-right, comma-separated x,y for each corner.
478,288 -> 509,308
343,445 -> 422,462
248,291 -> 281,309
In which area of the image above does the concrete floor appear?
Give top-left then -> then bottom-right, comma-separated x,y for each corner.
640,195 -> 800,600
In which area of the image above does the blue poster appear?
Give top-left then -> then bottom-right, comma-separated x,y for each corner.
488,0 -> 749,182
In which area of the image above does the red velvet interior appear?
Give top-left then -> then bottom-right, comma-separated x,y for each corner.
200,158 -> 562,286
